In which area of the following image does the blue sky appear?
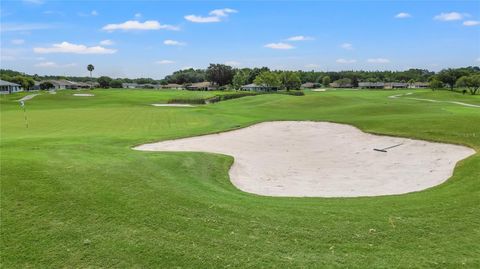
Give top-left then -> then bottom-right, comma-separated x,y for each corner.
1,0 -> 479,79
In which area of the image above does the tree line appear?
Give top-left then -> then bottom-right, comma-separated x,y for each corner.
1,65 -> 479,94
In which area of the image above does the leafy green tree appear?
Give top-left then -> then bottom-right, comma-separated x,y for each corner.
206,64 -> 235,86
429,79 -> 443,91
39,81 -> 54,90
254,71 -> 281,88
456,75 -> 480,95
97,76 -> 112,88
437,68 -> 469,91
280,71 -> 301,91
232,69 -> 251,90
332,78 -> 352,87
109,79 -> 123,88
10,76 -> 34,91
247,67 -> 270,84
322,76 -> 331,87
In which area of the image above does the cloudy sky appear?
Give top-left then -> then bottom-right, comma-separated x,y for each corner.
1,0 -> 479,79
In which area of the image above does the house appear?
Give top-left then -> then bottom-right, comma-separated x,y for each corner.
185,81 -> 217,91
47,80 -> 80,90
75,82 -> 92,89
384,82 -> 408,89
241,83 -> 279,92
0,79 -> 22,94
358,82 -> 385,89
122,83 -> 139,89
409,82 -> 429,88
329,82 -> 353,88
301,82 -> 319,89
161,83 -> 184,89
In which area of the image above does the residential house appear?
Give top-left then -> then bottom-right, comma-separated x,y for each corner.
384,82 -> 408,89
358,82 -> 385,89
329,82 -> 353,88
301,82 -> 320,89
185,81 -> 217,91
409,82 -> 429,88
0,79 -> 22,94
161,83 -> 184,89
241,83 -> 279,92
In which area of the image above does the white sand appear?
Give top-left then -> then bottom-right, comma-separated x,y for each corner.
312,89 -> 326,92
151,104 -> 195,107
73,93 -> 94,97
135,121 -> 475,197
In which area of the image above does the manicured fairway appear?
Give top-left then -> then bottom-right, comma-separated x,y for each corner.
1,89 -> 479,268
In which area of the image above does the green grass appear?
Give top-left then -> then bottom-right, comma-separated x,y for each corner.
1,89 -> 479,268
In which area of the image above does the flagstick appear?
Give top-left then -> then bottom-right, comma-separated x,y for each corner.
20,101 -> 28,128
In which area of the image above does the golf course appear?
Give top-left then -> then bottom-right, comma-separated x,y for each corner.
1,89 -> 479,268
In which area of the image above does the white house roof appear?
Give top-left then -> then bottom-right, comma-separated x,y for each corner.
0,79 -> 21,86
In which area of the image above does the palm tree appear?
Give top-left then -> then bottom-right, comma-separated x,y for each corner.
87,64 -> 94,78
87,64 -> 94,89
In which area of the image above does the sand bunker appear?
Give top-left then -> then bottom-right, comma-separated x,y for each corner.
151,104 -> 195,107
73,93 -> 94,97
312,89 -> 326,92
135,121 -> 475,197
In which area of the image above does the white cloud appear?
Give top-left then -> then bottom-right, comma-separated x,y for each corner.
78,10 -> 99,17
163,39 -> 186,46
102,20 -> 179,31
155,60 -> 175,64
434,12 -> 464,21
340,43 -> 353,50
367,58 -> 390,63
34,42 -> 117,54
185,8 -> 237,23
209,8 -> 237,17
100,39 -> 114,46
184,15 -> 221,23
336,58 -> 356,64
1,23 -> 53,32
35,61 -> 77,67
395,12 -> 411,19
225,61 -> 240,66
264,43 -> 294,50
134,13 -> 142,18
286,35 -> 314,41
11,39 -> 25,45
305,64 -> 320,68
463,20 -> 480,26
23,0 -> 44,4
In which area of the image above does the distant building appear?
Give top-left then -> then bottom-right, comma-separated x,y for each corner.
241,83 -> 279,92
161,83 -> 184,89
301,82 -> 319,89
0,79 -> 22,94
329,82 -> 353,88
384,82 -> 408,89
409,82 -> 429,88
122,83 -> 138,89
358,82 -> 385,89
47,80 -> 81,90
185,81 -> 217,91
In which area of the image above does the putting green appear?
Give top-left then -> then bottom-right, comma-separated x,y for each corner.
1,89 -> 479,268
